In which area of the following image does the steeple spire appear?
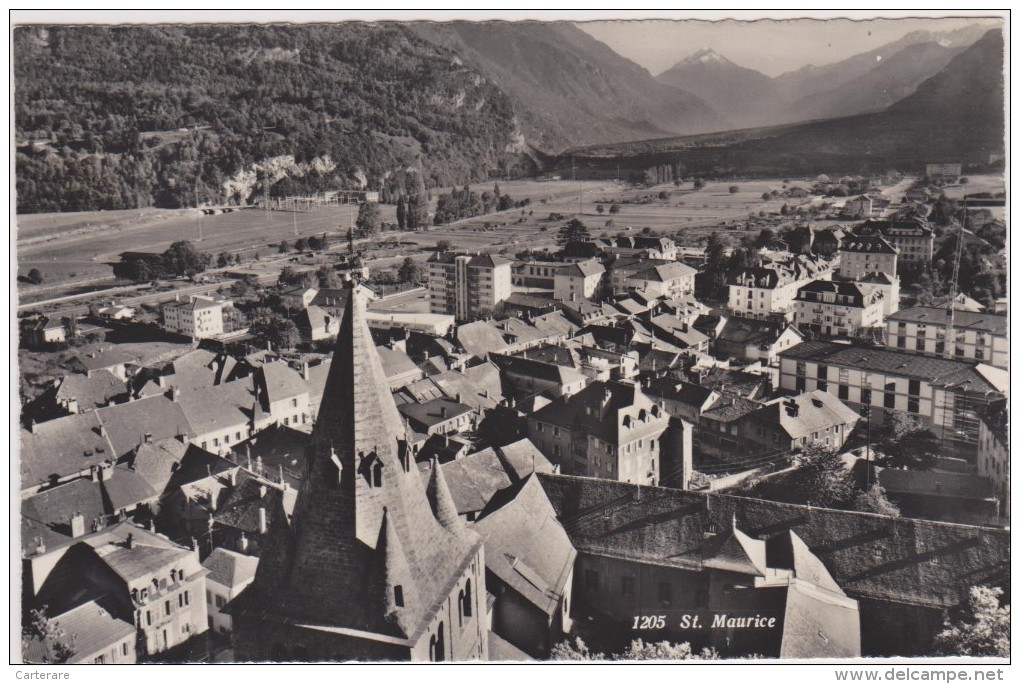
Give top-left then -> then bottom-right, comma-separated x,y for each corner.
375,507 -> 416,634
426,456 -> 466,537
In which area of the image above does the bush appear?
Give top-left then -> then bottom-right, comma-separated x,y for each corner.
26,268 -> 43,284
729,185 -> 739,194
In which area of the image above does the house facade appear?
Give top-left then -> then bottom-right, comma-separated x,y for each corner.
793,280 -> 885,337
884,306 -> 1008,369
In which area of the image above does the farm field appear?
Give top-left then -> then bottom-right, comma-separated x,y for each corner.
15,176 -> 834,302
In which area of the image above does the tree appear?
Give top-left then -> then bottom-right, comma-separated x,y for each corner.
398,257 -> 422,284
608,203 -> 620,214
557,218 -> 592,245
355,201 -> 381,238
436,239 -> 452,253
294,237 -> 308,252
596,204 -> 604,214
915,268 -> 946,306
551,638 -> 718,661
278,240 -> 290,253
161,240 -> 210,277
405,193 -> 428,230
761,192 -> 771,201
316,265 -> 342,289
249,308 -> 300,350
874,413 -> 939,470
217,252 -> 231,268
26,268 -> 43,284
794,444 -> 856,508
693,178 -> 705,191
780,203 -> 790,216
729,185 -> 739,194
22,606 -> 77,664
396,197 -> 407,230
705,232 -> 727,271
934,586 -> 1009,657
853,484 -> 900,516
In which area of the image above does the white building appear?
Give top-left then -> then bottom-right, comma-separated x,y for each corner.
794,280 -> 885,337
553,260 -> 605,302
885,306 -> 1008,369
202,548 -> 259,636
162,295 -> 229,339
427,253 -> 513,321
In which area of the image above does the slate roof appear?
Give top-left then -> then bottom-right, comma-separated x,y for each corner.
470,476 -> 576,616
257,361 -> 308,404
886,307 -> 1006,336
491,353 -> 587,387
717,316 -> 796,347
839,234 -> 898,254
22,478 -> 106,555
376,345 -> 421,385
175,380 -> 257,441
629,261 -> 697,282
530,380 -> 662,444
430,369 -> 501,411
398,397 -> 474,431
702,526 -> 768,576
213,474 -> 296,534
779,342 -> 1003,394
560,260 -> 605,278
230,424 -> 311,489
431,450 -> 514,516
644,378 -> 716,410
22,600 -> 135,664
54,370 -> 127,411
202,546 -> 260,589
779,581 -> 861,658
697,367 -> 770,400
747,391 -> 860,439
20,413 -> 116,488
95,395 -> 194,458
701,394 -> 762,424
70,347 -> 134,373
498,439 -> 555,480
878,469 -> 995,501
457,320 -> 513,357
538,474 -> 1009,611
488,632 -> 533,661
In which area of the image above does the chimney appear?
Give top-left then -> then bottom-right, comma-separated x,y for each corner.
190,537 -> 198,552
143,432 -> 153,444
171,387 -> 181,402
66,398 -> 80,415
158,375 -> 167,388
229,469 -> 237,487
29,419 -> 36,434
259,507 -> 268,534
302,360 -> 311,382
70,512 -> 86,538
259,484 -> 268,499
239,532 -> 249,552
440,406 -> 448,418
126,533 -> 135,550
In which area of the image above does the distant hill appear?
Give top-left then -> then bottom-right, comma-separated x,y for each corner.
412,22 -> 727,151
655,48 -> 779,129
651,23 -> 993,129
788,41 -> 965,122
554,30 -> 1005,177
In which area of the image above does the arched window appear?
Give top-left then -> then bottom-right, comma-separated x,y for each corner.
457,590 -> 465,627
638,409 -> 647,422
435,622 -> 445,662
131,588 -> 138,603
170,569 -> 177,583
622,415 -> 631,428
650,405 -> 660,418
463,579 -> 473,618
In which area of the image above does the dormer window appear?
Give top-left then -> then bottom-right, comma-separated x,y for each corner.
394,585 -> 404,608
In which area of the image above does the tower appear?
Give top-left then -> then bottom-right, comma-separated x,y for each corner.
227,286 -> 487,662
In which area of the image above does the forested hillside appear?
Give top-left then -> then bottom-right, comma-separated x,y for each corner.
14,24 -> 525,213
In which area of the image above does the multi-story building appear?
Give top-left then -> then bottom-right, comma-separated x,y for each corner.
778,341 -> 1006,459
838,234 -> 898,280
848,219 -> 934,267
885,306 -> 1008,369
202,547 -> 259,637
553,260 -> 605,301
512,260 -> 568,290
428,253 -> 513,321
925,163 -> 962,180
162,295 -> 228,339
976,399 -> 1009,522
842,195 -> 873,219
739,391 -> 859,454
727,257 -> 833,320
528,380 -> 679,486
23,522 -> 209,661
793,280 -> 885,337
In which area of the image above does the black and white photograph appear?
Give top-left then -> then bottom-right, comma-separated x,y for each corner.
10,10 -> 1010,670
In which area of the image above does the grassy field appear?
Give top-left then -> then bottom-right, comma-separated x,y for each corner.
940,174 -> 1005,200
16,176 -> 835,300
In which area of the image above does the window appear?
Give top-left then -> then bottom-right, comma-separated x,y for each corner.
796,361 -> 806,377
817,381 -> 828,392
184,591 -> 189,606
207,590 -> 212,605
908,379 -> 920,396
122,643 -> 129,657
838,368 -> 849,383
463,579 -> 473,617
146,610 -> 152,626
817,365 -> 828,381
291,398 -> 298,408
213,438 -> 219,447
908,397 -> 920,414
215,595 -> 226,608
621,576 -> 635,598
165,600 -> 172,615
178,594 -> 185,608
553,427 -> 560,437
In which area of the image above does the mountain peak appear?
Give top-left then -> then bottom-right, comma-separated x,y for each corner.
686,47 -> 729,65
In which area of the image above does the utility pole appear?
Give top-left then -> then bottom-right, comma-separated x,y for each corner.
293,207 -> 298,237
195,182 -> 203,242
943,200 -> 967,360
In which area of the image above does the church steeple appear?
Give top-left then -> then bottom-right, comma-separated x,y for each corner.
229,284 -> 484,648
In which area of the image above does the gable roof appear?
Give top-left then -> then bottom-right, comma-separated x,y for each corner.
702,526 -> 768,576
886,306 -> 1006,336
95,395 -> 194,458
203,547 -> 260,589
748,391 -> 859,439
22,600 -> 135,664
20,413 -> 117,488
470,476 -> 576,616
53,370 -> 127,411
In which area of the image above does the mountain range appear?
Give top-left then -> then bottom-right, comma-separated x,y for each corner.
654,24 -> 993,129
13,21 -> 1005,214
560,29 -> 1005,176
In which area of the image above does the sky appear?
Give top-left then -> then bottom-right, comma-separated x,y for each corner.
578,16 -> 1002,77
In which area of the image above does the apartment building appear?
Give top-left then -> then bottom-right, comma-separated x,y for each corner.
848,219 -> 934,266
793,280 -> 885,337
162,295 -> 229,339
838,234 -> 898,280
428,253 -> 513,321
885,306 -> 1008,369
553,260 -> 605,301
